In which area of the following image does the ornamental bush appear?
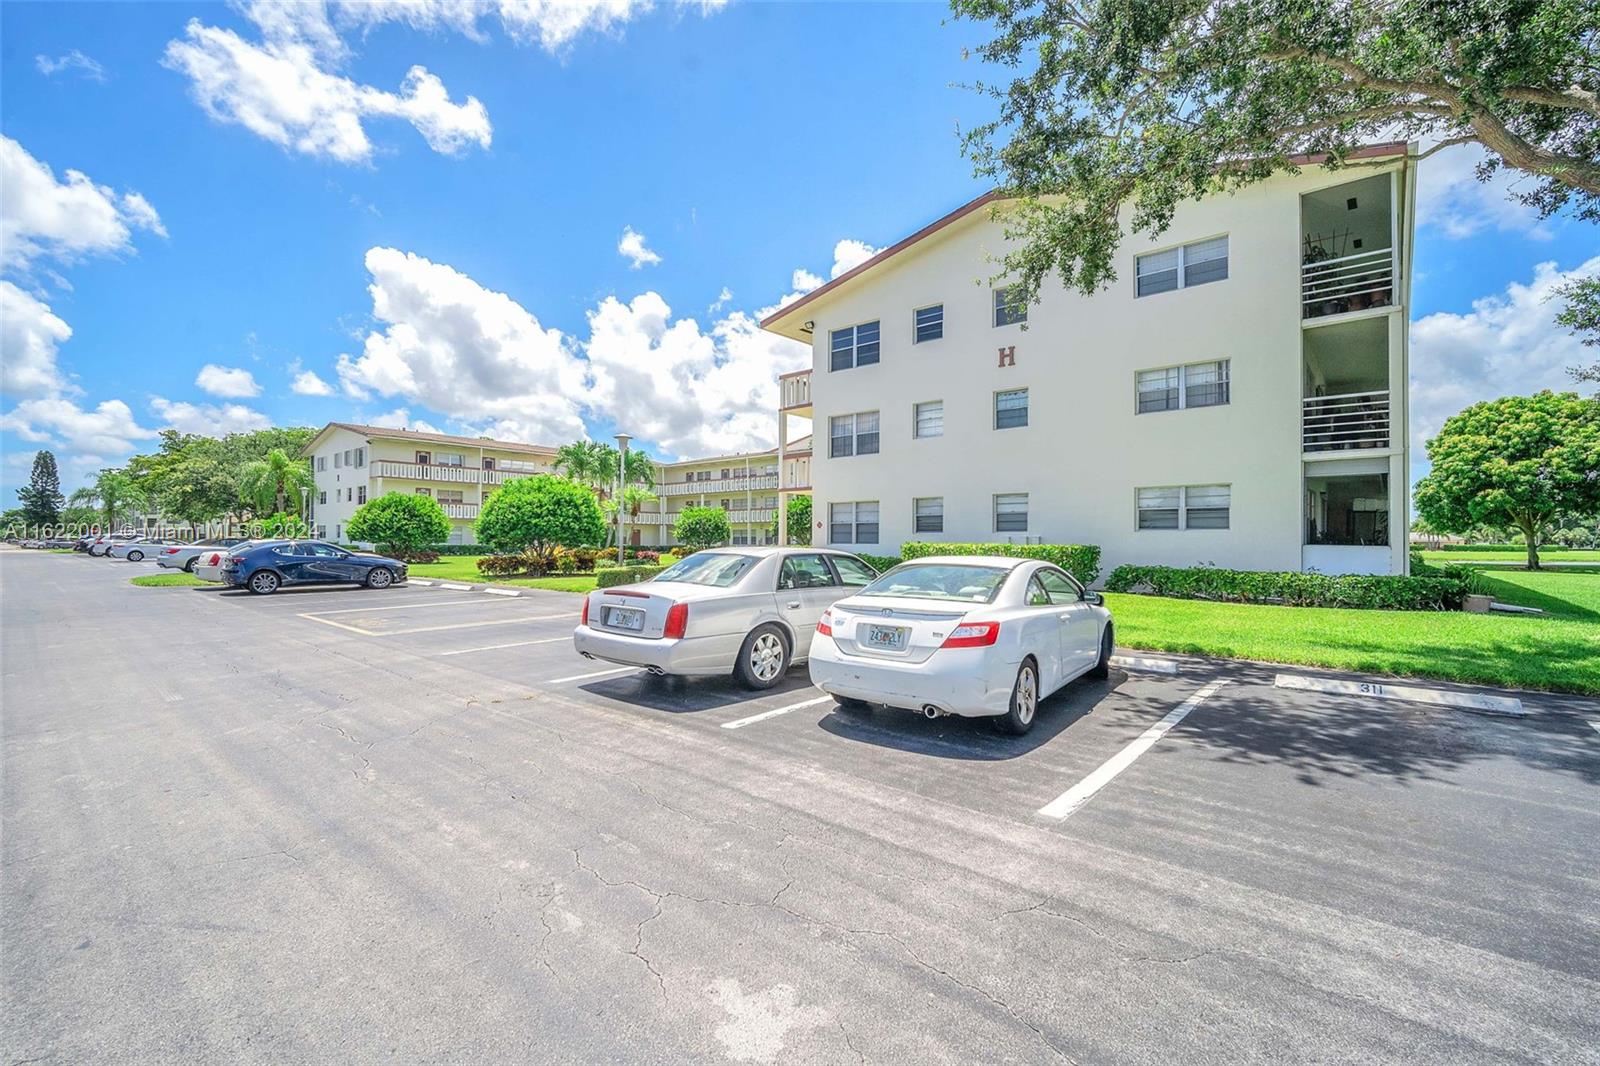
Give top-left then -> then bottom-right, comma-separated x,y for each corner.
673,506 -> 731,552
595,564 -> 665,588
346,492 -> 452,556
899,542 -> 1102,586
476,475 -> 606,563
1103,564 -> 1479,611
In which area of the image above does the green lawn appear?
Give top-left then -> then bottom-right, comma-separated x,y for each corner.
406,555 -> 598,593
1420,548 -> 1600,564
1106,566 -> 1600,694
131,573 -> 207,588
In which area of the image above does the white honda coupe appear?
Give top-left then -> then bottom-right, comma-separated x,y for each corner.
807,556 -> 1113,735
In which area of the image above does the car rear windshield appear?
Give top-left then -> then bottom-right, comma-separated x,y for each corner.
856,563 -> 1009,604
654,553 -> 754,588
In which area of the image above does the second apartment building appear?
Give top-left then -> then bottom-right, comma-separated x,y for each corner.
762,143 -> 1417,576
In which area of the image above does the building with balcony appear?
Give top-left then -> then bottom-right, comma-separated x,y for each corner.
629,446 -> 802,547
760,143 -> 1418,576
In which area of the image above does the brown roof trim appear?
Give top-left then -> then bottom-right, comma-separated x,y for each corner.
315,422 -> 562,457
759,142 -> 1410,334
761,189 -> 1004,330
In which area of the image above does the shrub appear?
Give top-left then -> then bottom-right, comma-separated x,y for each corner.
347,492 -> 451,555
1103,564 -> 1479,611
387,549 -> 439,564
674,506 -> 731,551
595,564 -> 665,588
900,541 -> 1102,586
553,548 -> 579,574
477,553 -> 533,577
856,553 -> 902,573
476,475 -> 606,557
430,543 -> 491,556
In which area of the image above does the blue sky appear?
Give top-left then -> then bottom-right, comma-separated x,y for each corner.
2,0 -> 1596,501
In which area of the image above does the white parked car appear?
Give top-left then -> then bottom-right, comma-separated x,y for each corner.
808,556 -> 1113,735
194,543 -> 261,583
107,537 -> 171,562
156,538 -> 249,572
573,547 -> 881,688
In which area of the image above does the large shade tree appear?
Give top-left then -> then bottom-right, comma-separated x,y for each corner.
952,0 -> 1599,319
1414,391 -> 1600,569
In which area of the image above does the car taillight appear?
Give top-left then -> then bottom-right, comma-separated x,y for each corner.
580,597 -> 589,626
663,602 -> 689,639
227,555 -> 244,565
941,621 -> 1000,648
162,548 -> 179,555
817,609 -> 833,637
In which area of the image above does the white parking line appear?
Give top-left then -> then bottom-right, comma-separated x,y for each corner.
438,637 -> 566,656
298,612 -> 570,637
548,666 -> 638,684
1273,673 -> 1525,717
1038,679 -> 1231,820
439,582 -> 472,590
1110,654 -> 1179,675
303,598 -> 488,616
1590,721 -> 1600,736
482,587 -> 520,597
721,695 -> 834,730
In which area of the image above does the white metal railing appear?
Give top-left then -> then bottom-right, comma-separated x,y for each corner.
370,460 -> 483,484
1303,390 -> 1391,452
640,509 -> 775,527
781,371 -> 812,409
658,474 -> 778,496
441,502 -> 479,519
1302,247 -> 1395,319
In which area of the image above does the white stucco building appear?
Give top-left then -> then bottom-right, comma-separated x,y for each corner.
762,142 -> 1418,577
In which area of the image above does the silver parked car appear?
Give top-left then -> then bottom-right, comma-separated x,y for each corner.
87,533 -> 139,557
107,537 -> 173,561
573,547 -> 881,689
156,538 -> 249,572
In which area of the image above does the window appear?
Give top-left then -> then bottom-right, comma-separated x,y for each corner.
830,321 -> 880,371
316,456 -> 326,472
415,487 -> 432,497
334,452 -> 341,469
829,501 -> 879,544
914,400 -> 943,439
993,287 -> 1027,327
1026,575 -> 1052,606
343,449 -> 353,466
354,447 -> 366,468
357,487 -> 366,504
416,451 -> 431,464
318,491 -> 327,505
347,488 -> 354,502
1138,360 -> 1231,413
437,489 -> 464,504
499,459 -> 539,474
436,452 -> 464,467
994,493 -> 1028,533
830,555 -> 878,587
995,388 -> 1029,430
914,497 -> 943,533
482,457 -> 495,470
1037,569 -> 1083,603
914,304 -> 943,343
1138,484 -> 1230,530
829,411 -> 880,458
779,554 -> 837,590
1137,236 -> 1229,297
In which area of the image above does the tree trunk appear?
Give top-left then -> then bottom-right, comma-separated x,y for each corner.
1519,516 -> 1541,570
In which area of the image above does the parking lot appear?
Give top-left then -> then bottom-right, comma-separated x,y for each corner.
5,549 -> 1599,1063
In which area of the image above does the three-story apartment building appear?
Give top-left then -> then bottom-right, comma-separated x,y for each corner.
761,142 -> 1417,576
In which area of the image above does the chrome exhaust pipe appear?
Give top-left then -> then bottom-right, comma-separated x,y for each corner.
647,666 -> 666,676
922,705 -> 942,719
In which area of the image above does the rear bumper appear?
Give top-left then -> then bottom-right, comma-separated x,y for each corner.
155,555 -> 188,569
572,624 -> 734,676
808,636 -> 1016,718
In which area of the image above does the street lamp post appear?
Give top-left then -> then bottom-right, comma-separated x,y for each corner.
614,433 -> 631,566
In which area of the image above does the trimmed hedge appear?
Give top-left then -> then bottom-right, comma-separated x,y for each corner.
595,564 -> 665,588
1104,564 -> 1479,611
900,542 -> 1102,586
430,543 -> 492,556
855,553 -> 902,573
1426,543 -> 1527,552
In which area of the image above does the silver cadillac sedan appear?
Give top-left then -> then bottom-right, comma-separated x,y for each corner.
573,547 -> 880,688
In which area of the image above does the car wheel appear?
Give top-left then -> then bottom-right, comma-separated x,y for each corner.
127,550 -> 144,562
365,567 -> 393,589
184,557 -> 199,573
248,570 -> 280,595
1087,624 -> 1113,679
995,658 -> 1040,736
735,624 -> 789,689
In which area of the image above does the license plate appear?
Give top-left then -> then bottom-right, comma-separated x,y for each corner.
608,606 -> 645,631
865,624 -> 907,650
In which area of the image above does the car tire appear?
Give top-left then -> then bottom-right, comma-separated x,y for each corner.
995,657 -> 1040,736
1087,624 -> 1113,679
365,567 -> 394,589
184,557 -> 199,573
734,624 -> 789,689
248,570 -> 280,595
127,550 -> 144,562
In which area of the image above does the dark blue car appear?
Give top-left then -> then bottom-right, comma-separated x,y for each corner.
221,540 -> 408,595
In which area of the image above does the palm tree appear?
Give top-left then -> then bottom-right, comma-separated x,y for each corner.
239,448 -> 314,516
552,441 -> 608,496
70,469 -> 145,529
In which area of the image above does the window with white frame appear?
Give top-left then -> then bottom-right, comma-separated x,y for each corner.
357,486 -> 366,504
994,493 -> 1029,533
995,388 -> 1029,429
499,458 -> 540,474
829,411 -> 880,458
354,447 -> 366,467
829,501 -> 879,544
993,286 -> 1027,327
1137,484 -> 1231,529
435,452 -> 465,467
914,497 -> 944,533
1137,359 -> 1231,413
317,456 -> 326,471
318,490 -> 327,505
914,304 -> 944,343
914,400 -> 943,439
830,321 -> 881,371
1136,236 -> 1229,296
333,452 -> 341,469
437,489 -> 464,504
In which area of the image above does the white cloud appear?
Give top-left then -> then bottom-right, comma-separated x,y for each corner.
35,50 -> 107,82
1,282 -> 72,399
791,267 -> 823,293
829,238 -> 878,278
290,363 -> 336,395
0,136 -> 165,272
1416,142 -> 1553,241
162,18 -> 491,164
0,397 -> 155,455
1410,255 -> 1600,471
617,225 -> 661,269
149,397 -> 272,436
367,406 -> 442,434
709,285 -> 732,312
194,363 -> 262,398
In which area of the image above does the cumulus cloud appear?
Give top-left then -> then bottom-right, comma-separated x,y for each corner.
1416,142 -> 1554,241
1409,255 -> 1600,471
290,363 -> 336,395
0,136 -> 165,272
0,397 -> 156,455
829,238 -> 879,278
1,282 -> 73,399
366,406 -> 442,434
35,50 -> 107,82
150,397 -> 273,436
195,363 -> 262,398
617,225 -> 661,269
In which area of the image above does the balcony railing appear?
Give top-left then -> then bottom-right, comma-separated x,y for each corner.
780,370 -> 812,409
441,502 -> 479,519
1303,390 -> 1391,452
658,474 -> 778,496
1302,248 -> 1395,319
635,509 -> 776,526
369,461 -> 545,485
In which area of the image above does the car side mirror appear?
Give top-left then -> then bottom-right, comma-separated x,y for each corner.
1082,591 -> 1104,606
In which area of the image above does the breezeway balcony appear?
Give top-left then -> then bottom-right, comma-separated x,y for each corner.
1301,173 -> 1397,321
1302,315 -> 1393,455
